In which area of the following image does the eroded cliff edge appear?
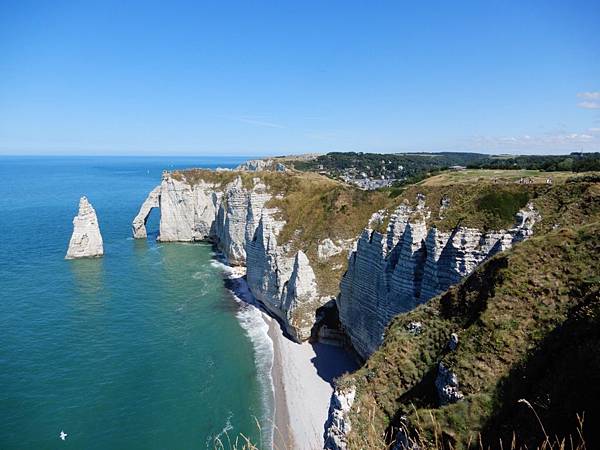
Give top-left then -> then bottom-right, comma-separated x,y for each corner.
132,169 -> 389,341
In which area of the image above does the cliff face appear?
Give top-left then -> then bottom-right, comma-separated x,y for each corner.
245,214 -> 320,339
65,196 -> 104,259
331,222 -> 600,449
133,171 -> 323,340
157,175 -> 221,244
337,198 -> 539,359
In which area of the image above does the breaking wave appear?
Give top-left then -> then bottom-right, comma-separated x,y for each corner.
211,257 -> 275,449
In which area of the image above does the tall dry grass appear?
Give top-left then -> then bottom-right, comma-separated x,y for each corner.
348,399 -> 586,450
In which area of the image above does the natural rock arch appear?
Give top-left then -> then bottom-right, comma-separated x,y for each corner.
132,186 -> 161,239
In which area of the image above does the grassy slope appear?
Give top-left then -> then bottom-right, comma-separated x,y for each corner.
342,221 -> 600,449
387,171 -> 600,233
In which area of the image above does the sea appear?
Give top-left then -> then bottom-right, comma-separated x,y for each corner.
0,156 -> 275,449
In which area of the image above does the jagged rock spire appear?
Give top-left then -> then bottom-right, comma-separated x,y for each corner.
65,196 -> 104,259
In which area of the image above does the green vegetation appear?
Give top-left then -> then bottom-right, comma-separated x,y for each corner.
417,169 -> 578,185
287,152 -> 600,190
289,151 -> 487,182
467,152 -> 600,172
342,222 -> 600,449
386,170 -> 600,232
269,181 -> 393,295
476,190 -> 531,225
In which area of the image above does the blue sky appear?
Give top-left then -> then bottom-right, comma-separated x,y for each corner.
1,0 -> 599,156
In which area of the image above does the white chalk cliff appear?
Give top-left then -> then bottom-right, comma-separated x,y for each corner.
235,159 -> 287,172
133,171 -> 323,340
65,196 -> 104,259
337,199 -> 540,359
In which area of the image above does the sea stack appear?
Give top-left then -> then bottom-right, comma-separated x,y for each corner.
65,196 -> 104,259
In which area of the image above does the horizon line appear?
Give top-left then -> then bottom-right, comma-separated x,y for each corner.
0,150 -> 596,158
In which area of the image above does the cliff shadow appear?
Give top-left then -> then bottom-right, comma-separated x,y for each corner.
477,286 -> 600,449
309,342 -> 359,386
217,255 -> 361,387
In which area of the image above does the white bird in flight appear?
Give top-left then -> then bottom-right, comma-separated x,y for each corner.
59,430 -> 67,441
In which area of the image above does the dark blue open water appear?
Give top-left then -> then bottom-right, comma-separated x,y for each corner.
0,156 -> 271,449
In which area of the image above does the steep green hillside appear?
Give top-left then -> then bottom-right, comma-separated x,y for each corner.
341,222 -> 600,449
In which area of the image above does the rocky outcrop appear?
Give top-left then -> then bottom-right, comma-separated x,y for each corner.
318,239 -> 343,259
337,198 -> 540,359
132,186 -> 160,238
65,196 -> 104,259
133,171 -> 323,340
317,238 -> 355,260
435,363 -> 464,405
244,213 -> 323,340
156,175 -> 221,243
282,251 -> 319,340
448,332 -> 459,351
324,387 -> 356,450
235,159 -> 286,172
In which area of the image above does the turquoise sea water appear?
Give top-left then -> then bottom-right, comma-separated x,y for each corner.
0,156 -> 271,449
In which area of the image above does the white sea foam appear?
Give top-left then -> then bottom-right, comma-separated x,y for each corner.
206,411 -> 234,448
211,255 -> 275,449
210,259 -> 234,275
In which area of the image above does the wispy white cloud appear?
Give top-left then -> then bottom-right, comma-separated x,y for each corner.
216,114 -> 285,129
467,129 -> 598,151
578,101 -> 600,109
578,92 -> 600,100
577,91 -> 600,109
236,117 -> 285,128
